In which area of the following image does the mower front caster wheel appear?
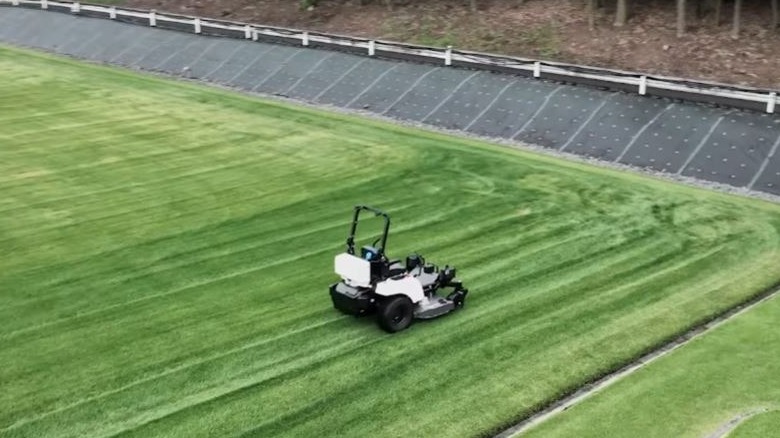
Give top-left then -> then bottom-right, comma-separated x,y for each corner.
447,290 -> 467,309
378,296 -> 414,333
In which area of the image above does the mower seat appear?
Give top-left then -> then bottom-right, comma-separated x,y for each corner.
334,253 -> 371,288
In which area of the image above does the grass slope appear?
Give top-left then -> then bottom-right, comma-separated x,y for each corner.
1,45 -> 780,438
730,411 -> 780,437
522,295 -> 780,438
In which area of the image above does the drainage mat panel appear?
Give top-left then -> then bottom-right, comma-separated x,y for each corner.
249,49 -> 330,96
184,38 -> 246,79
314,57 -> 397,107
515,86 -> 620,153
154,36 -> 216,74
345,62 -> 434,114
286,53 -> 364,102
424,72 -> 513,131
131,32 -> 195,70
619,104 -> 726,173
751,146 -> 780,195
681,112 -> 780,187
202,42 -> 274,84
466,79 -> 559,140
382,68 -> 476,121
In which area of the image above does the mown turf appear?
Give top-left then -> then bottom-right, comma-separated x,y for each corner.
2,45 -> 780,438
522,295 -> 780,438
730,410 -> 780,438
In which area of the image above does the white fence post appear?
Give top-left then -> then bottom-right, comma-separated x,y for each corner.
368,40 -> 375,56
149,10 -> 156,26
109,6 -> 116,19
41,0 -> 48,10
533,61 -> 541,78
11,0 -> 19,6
769,92 -> 777,114
444,46 -> 452,66
193,17 -> 201,34
244,24 -> 251,39
252,29 -> 258,41
71,2 -> 80,13
639,75 -> 647,95
302,31 -> 309,46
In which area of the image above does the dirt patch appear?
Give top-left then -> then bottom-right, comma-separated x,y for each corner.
115,0 -> 780,89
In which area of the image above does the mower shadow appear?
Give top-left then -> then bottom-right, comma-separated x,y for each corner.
336,309 -> 454,335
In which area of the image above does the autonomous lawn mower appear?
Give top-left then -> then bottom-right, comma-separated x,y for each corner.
329,205 -> 469,333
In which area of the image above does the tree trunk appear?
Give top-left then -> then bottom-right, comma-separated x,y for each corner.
469,0 -> 477,12
588,0 -> 596,30
677,0 -> 686,36
732,0 -> 742,38
614,0 -> 628,26
772,0 -> 778,30
714,0 -> 722,25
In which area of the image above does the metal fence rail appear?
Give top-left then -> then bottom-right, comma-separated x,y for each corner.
2,0 -> 778,114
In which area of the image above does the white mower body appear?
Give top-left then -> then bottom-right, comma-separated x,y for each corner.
374,276 -> 424,303
334,253 -> 424,302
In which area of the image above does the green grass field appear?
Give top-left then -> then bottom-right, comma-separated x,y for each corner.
523,294 -> 780,438
2,45 -> 780,438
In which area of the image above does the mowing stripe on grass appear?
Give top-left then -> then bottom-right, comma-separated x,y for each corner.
495,288 -> 780,438
0,315 -> 350,433
4,45 -> 780,438
2,200 -> 483,337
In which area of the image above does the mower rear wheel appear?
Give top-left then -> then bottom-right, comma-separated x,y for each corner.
378,295 -> 414,333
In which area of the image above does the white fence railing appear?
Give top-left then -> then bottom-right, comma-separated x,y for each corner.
2,0 -> 779,114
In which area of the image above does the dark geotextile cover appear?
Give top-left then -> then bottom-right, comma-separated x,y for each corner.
2,7 -> 779,195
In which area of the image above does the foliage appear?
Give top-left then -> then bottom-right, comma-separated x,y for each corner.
300,0 -> 318,10
517,22 -> 561,58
